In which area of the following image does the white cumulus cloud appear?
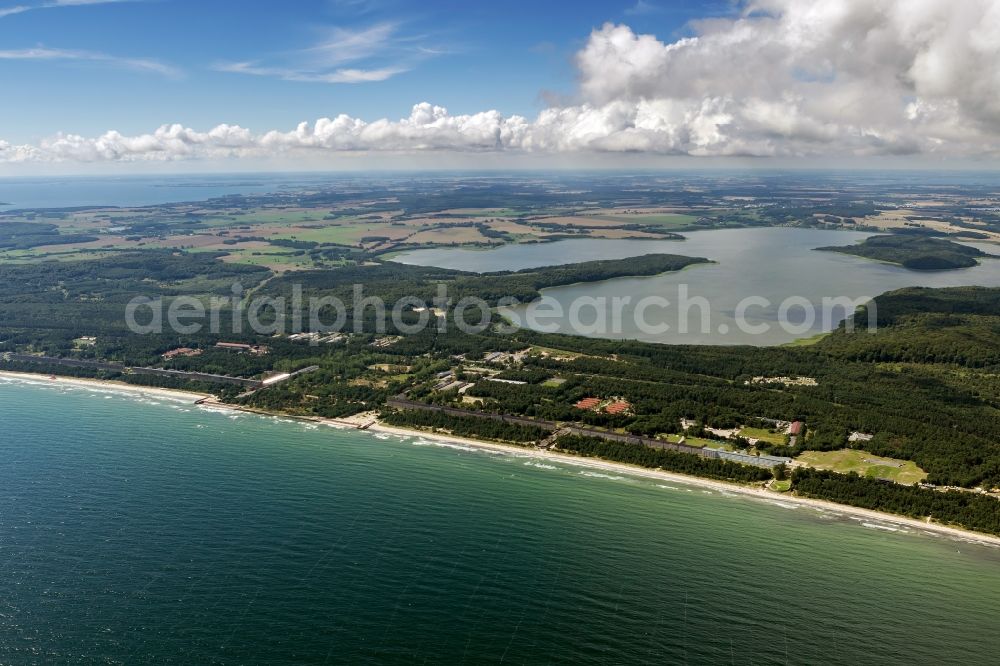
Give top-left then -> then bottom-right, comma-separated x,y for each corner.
4,0 -> 1000,163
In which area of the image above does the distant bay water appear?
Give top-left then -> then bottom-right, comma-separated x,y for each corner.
0,174 -> 329,209
394,228 -> 1000,345
1,377 -> 998,664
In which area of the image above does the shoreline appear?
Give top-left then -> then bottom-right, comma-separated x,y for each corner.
0,370 -> 211,402
3,369 -> 998,548
368,422 -> 1000,549
196,397 -> 379,429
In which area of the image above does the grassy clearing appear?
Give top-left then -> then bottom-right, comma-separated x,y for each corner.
596,214 -> 698,227
0,248 -> 118,263
268,224 -> 375,246
739,426 -> 787,445
213,248 -> 314,271
796,449 -> 927,485
406,226 -> 491,245
529,346 -> 584,359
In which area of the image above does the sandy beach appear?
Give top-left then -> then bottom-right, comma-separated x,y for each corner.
0,370 -> 211,403
194,396 -> 379,429
368,422 -> 1000,549
3,368 -> 998,548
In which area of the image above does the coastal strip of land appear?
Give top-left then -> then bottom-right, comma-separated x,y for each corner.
2,369 -> 998,549
0,370 -> 211,403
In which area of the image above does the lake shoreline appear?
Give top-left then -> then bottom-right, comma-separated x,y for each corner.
3,368 -> 997,548
393,228 -> 1000,346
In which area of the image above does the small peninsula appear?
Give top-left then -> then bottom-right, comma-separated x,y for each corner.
816,234 -> 997,270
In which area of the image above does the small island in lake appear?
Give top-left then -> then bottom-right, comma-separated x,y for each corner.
816,234 -> 997,270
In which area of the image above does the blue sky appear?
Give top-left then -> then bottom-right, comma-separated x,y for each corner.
0,0 -> 731,143
0,0 -> 996,171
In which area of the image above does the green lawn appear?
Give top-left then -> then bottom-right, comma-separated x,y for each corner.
739,426 -> 787,445
198,247 -> 318,270
796,449 -> 927,485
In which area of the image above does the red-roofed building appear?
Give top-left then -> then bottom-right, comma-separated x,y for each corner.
605,400 -> 632,415
789,421 -> 804,435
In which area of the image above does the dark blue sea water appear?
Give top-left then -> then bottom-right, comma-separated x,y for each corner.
1,376 -> 998,664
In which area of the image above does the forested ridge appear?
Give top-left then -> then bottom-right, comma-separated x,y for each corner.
0,251 -> 270,337
815,287 -> 1000,367
257,253 -> 707,306
816,235 -> 996,270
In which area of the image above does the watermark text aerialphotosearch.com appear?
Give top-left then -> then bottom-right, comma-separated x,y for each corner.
125,282 -> 877,340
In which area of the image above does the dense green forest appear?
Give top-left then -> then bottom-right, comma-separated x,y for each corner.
815,287 -> 1000,367
0,221 -> 98,249
258,253 -> 708,308
491,253 -> 709,289
816,234 -> 996,270
555,435 -> 773,483
0,250 -> 269,300
790,468 -> 1000,535
381,408 -> 551,444
0,250 -> 269,339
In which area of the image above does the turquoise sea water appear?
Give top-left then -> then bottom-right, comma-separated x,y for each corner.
1,377 -> 999,664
